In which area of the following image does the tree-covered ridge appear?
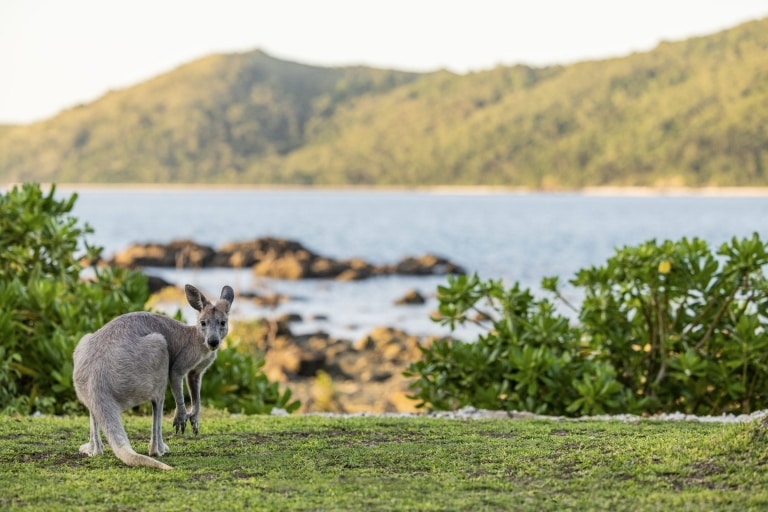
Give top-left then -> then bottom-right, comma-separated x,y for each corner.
277,17 -> 767,187
1,17 -> 766,187
0,51 -> 422,183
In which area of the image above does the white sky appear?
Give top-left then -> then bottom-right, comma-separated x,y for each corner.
1,0 -> 767,124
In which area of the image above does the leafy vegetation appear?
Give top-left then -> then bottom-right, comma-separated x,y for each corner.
3,413 -> 768,511
0,183 -> 149,414
407,234 -> 768,416
406,277 -> 587,413
0,183 -> 297,415
1,17 -> 767,187
564,235 -> 768,414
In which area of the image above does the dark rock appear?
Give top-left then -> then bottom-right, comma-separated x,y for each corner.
395,253 -> 466,276
278,312 -> 303,323
296,352 -> 327,377
239,290 -> 289,307
395,289 -> 427,305
213,237 -> 309,268
111,239 -> 215,268
310,257 -> 348,278
145,275 -> 174,294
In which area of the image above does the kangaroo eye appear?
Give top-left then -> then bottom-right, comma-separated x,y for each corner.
200,320 -> 207,327
219,320 -> 227,327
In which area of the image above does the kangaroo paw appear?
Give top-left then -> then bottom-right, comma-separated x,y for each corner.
186,413 -> 200,436
173,413 -> 187,434
79,442 -> 103,457
149,441 -> 170,457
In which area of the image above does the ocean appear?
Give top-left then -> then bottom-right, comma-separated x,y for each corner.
63,187 -> 768,340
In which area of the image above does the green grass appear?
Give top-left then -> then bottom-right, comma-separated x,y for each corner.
2,411 -> 768,511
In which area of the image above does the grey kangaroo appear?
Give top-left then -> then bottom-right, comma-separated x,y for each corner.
73,284 -> 234,470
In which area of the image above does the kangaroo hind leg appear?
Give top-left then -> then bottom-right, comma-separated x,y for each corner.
149,397 -> 169,457
79,412 -> 104,456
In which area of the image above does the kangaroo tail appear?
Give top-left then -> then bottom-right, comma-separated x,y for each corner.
93,400 -> 172,471
113,445 -> 173,471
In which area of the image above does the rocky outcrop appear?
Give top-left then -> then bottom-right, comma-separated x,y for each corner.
111,239 -> 216,268
244,320 -> 438,414
211,237 -> 307,268
110,237 -> 465,280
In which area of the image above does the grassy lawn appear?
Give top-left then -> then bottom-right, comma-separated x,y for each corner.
2,411 -> 768,511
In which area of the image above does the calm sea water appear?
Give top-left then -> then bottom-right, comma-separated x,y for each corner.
64,188 -> 768,339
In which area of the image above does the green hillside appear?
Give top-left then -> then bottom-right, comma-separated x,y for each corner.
1,18 -> 767,188
0,51 -> 421,183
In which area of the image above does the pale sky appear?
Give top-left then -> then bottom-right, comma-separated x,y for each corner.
2,0 -> 767,124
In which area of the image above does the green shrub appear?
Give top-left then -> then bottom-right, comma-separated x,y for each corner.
406,234 -> 768,416
565,234 -> 768,415
405,275 -> 629,415
0,183 -> 149,414
0,183 -> 299,416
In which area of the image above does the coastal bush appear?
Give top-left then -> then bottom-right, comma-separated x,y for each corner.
565,234 -> 768,415
406,234 -> 768,416
0,183 -> 149,414
404,275 -> 628,416
0,183 -> 298,416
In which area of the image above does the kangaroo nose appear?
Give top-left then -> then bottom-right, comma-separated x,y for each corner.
207,339 -> 220,350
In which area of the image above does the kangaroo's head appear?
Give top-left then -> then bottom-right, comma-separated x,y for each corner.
185,284 -> 235,351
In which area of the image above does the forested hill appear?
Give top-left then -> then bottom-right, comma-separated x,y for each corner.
1,17 -> 766,188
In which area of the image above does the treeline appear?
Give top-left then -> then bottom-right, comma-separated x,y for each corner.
1,17 -> 766,188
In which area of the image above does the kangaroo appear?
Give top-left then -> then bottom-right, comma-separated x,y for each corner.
73,284 -> 234,470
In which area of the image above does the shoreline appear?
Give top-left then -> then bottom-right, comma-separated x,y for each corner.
302,405 -> 768,424
10,182 -> 768,197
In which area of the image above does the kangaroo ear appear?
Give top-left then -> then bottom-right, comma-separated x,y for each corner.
219,285 -> 235,312
185,284 -> 210,312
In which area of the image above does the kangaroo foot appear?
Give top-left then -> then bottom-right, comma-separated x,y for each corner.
79,441 -> 103,457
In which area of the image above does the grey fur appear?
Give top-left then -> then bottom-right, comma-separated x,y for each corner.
73,284 -> 234,470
